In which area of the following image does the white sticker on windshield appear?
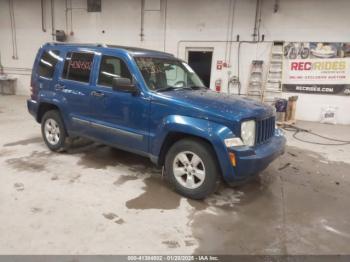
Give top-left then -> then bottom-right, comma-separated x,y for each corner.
182,62 -> 194,73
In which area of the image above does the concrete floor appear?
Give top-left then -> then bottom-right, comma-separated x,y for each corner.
0,95 -> 350,255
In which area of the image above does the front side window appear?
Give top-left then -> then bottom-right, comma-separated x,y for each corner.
98,55 -> 132,87
37,50 -> 61,78
62,52 -> 94,83
134,57 -> 204,91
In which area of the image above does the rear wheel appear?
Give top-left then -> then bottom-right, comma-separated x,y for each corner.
41,110 -> 69,152
165,138 -> 221,199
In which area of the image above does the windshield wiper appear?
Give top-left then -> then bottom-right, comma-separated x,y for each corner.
156,86 -> 179,92
156,86 -> 189,92
187,85 -> 206,90
156,85 -> 205,92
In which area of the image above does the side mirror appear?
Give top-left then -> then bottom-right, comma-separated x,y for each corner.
112,77 -> 139,95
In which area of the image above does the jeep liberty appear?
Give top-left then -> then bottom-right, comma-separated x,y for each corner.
27,43 -> 286,199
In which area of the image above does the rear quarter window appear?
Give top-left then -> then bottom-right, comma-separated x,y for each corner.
37,50 -> 61,79
62,52 -> 94,83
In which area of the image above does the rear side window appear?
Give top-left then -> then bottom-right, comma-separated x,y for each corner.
37,50 -> 61,79
62,52 -> 94,83
98,55 -> 132,87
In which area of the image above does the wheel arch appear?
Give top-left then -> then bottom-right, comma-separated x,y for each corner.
152,115 -> 235,181
157,132 -> 218,167
37,102 -> 60,123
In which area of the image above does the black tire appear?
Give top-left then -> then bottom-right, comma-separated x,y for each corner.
41,110 -> 69,152
165,138 -> 221,200
301,48 -> 310,59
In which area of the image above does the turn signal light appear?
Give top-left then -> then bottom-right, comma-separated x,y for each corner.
229,152 -> 236,167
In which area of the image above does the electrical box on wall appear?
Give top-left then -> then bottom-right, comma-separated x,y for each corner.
87,0 -> 101,12
55,30 -> 66,42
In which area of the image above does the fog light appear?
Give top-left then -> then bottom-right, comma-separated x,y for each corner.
229,152 -> 236,167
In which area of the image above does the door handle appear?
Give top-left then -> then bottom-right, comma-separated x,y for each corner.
54,84 -> 65,91
91,91 -> 105,97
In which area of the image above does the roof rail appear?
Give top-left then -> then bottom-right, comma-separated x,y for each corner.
46,42 -> 107,48
44,42 -> 174,57
106,44 -> 174,56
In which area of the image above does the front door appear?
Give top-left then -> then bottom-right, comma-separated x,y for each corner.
88,52 -> 149,154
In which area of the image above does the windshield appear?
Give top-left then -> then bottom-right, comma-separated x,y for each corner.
134,57 -> 205,91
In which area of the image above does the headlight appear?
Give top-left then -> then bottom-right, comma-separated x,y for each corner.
241,120 -> 256,146
224,137 -> 244,147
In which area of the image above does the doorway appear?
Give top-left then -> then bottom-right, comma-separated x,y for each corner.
187,49 -> 213,88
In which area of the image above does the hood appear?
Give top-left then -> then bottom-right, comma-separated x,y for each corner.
153,89 -> 274,121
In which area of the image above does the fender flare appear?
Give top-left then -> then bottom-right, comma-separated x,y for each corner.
37,92 -> 70,126
150,115 -> 236,176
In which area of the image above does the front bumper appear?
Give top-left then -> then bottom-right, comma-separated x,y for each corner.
223,131 -> 286,184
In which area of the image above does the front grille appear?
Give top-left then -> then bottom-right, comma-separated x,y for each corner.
255,116 -> 275,145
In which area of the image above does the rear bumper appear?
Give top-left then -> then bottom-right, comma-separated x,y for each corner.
223,131 -> 286,183
27,99 -> 39,121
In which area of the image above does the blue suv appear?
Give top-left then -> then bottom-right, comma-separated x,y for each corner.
27,43 -> 286,199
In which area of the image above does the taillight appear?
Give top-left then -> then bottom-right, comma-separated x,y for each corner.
30,78 -> 37,100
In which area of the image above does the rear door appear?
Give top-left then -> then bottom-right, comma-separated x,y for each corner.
58,50 -> 95,135
88,52 -> 150,154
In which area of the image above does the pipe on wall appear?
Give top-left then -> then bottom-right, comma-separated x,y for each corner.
177,40 -> 271,58
41,0 -> 46,32
2,72 -> 31,76
70,0 -> 73,34
51,0 -> 55,40
252,0 -> 263,42
227,0 -> 237,67
274,0 -> 279,13
140,0 -> 145,41
163,0 -> 168,52
65,0 -> 68,34
8,0 -> 18,59
2,66 -> 32,76
4,67 -> 32,71
224,0 -> 232,63
3,66 -> 32,77
65,0 -> 84,36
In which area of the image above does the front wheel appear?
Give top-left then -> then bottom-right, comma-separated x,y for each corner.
165,138 -> 221,199
41,110 -> 69,152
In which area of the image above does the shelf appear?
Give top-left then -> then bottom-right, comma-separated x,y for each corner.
272,51 -> 283,55
269,69 -> 282,73
249,81 -> 262,85
270,59 -> 282,63
267,79 -> 281,83
265,89 -> 282,93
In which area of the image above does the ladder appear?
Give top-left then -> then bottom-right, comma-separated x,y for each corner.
246,60 -> 264,101
263,41 -> 284,104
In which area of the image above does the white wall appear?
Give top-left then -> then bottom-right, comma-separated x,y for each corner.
0,0 -> 349,124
